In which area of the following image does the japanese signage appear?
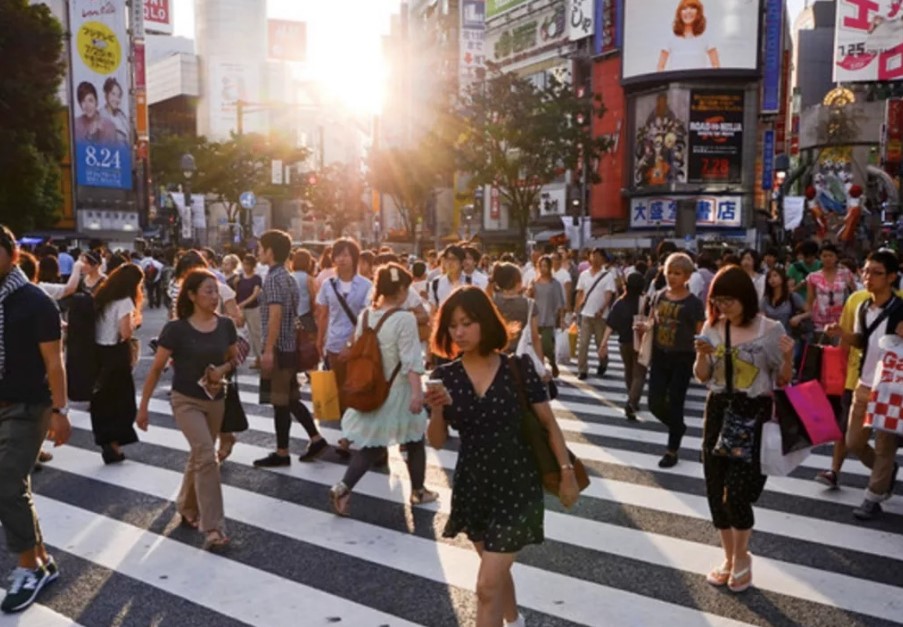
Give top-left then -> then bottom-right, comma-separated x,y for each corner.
623,0 -> 760,82
268,19 -> 306,62
70,0 -> 132,190
834,0 -> 903,82
687,90 -> 744,184
487,0 -> 529,19
486,2 -> 567,66
143,0 -> 172,35
460,0 -> 486,93
594,0 -> 622,55
761,0 -> 783,113
568,0 -> 594,41
77,209 -> 140,233
762,130 -> 775,191
630,196 -> 743,228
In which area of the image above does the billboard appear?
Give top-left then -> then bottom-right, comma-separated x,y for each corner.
834,0 -> 903,82
486,2 -> 567,66
268,19 -> 306,62
143,0 -> 173,35
630,196 -> 743,228
460,0 -> 486,93
632,90 -> 689,187
70,0 -> 132,190
568,0 -> 594,41
207,58 -> 261,138
622,0 -> 760,82
687,90 -> 745,184
487,0 -> 529,19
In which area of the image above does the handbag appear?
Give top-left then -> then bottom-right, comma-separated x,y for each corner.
760,420 -> 811,476
799,339 -> 824,383
773,389 -> 814,454
636,293 -> 659,368
235,334 -> 251,365
515,300 -> 548,377
221,376 -> 249,433
712,321 -> 757,463
295,322 -> 321,372
783,379 -> 843,446
508,355 -> 589,496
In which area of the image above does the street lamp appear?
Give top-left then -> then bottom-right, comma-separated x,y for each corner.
180,153 -> 196,245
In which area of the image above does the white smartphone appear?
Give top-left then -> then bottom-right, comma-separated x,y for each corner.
426,380 -> 452,403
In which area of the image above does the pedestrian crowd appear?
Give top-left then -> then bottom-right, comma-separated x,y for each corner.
1,226 -> 901,625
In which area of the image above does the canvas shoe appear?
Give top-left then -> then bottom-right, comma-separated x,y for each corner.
814,470 -> 839,490
853,499 -> 883,521
1,566 -> 50,613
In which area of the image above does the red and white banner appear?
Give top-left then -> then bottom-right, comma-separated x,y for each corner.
834,0 -> 903,82
143,0 -> 173,35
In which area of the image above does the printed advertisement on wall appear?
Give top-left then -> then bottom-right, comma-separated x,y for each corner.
268,19 -> 306,62
208,58 -> 261,138
487,0 -> 529,19
622,0 -> 760,82
485,2 -> 566,66
143,0 -> 173,35
687,90 -> 744,184
632,90 -> 689,188
834,0 -> 903,82
70,0 -> 132,190
460,0 -> 486,93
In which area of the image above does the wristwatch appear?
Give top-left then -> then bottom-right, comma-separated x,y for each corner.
52,407 -> 69,417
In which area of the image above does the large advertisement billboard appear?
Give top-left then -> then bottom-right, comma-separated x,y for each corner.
622,0 -> 760,82
687,90 -> 744,184
70,0 -> 132,190
834,0 -> 903,82
632,90 -> 689,187
143,0 -> 173,35
460,0 -> 486,93
487,0 -> 529,19
268,19 -> 307,62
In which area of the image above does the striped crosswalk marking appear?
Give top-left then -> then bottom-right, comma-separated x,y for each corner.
17,341 -> 903,626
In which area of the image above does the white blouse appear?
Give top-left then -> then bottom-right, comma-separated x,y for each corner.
95,297 -> 134,345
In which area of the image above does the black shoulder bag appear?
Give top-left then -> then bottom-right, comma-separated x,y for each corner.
712,321 -> 757,463
330,278 -> 358,325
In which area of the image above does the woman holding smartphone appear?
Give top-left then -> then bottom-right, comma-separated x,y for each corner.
137,269 -> 238,550
426,286 -> 578,627
328,263 -> 437,516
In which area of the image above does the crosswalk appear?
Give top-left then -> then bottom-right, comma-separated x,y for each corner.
10,344 -> 903,626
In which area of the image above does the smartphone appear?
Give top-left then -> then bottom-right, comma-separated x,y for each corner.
426,380 -> 451,403
694,335 -> 714,345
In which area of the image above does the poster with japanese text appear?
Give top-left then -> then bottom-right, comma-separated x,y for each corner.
834,0 -> 903,82
70,0 -> 132,190
687,90 -> 744,183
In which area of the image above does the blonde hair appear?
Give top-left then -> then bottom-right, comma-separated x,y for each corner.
665,252 -> 695,276
222,254 -> 241,273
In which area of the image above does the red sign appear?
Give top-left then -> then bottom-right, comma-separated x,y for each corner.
591,56 -> 626,221
884,98 -> 903,165
490,187 -> 500,220
268,20 -> 307,62
143,0 -> 172,35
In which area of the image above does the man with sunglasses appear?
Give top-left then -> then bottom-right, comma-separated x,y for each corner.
0,225 -> 71,613
827,250 -> 903,520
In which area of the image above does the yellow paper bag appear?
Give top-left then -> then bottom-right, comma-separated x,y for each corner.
310,370 -> 341,421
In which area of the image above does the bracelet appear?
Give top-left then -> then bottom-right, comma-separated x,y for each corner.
560,463 -> 575,471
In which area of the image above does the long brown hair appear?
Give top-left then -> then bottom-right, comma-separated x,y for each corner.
94,262 -> 144,313
673,0 -> 707,36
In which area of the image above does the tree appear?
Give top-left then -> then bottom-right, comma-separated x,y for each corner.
0,0 -> 65,234
453,65 -> 613,247
368,132 -> 453,239
306,162 -> 369,238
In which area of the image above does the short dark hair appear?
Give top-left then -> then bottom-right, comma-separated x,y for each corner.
259,230 -> 292,264
412,261 -> 427,279
819,242 -> 840,257
38,255 -> 60,283
359,250 -> 375,268
867,250 -> 900,277
175,249 -> 207,279
795,240 -> 819,258
463,245 -> 482,264
103,77 -> 122,95
441,244 -> 465,262
176,270 -> 218,320
332,238 -> 361,270
707,265 -> 759,326
740,248 -> 760,271
242,254 -> 257,266
491,262 -> 522,291
76,81 -> 97,105
432,286 -> 511,359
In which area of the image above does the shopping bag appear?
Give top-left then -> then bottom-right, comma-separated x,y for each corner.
310,370 -> 341,421
568,322 -> 579,358
783,380 -> 843,446
773,389 -> 813,454
637,324 -> 653,368
295,326 -> 320,372
864,336 -> 903,436
555,329 -> 571,364
799,342 -> 823,383
760,420 -> 811,476
820,345 -> 847,396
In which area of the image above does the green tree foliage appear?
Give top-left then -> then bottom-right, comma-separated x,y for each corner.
306,163 -> 369,238
453,65 -> 613,246
0,0 -> 65,234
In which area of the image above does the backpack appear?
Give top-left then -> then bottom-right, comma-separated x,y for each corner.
66,290 -> 98,401
339,308 -> 402,412
144,263 -> 159,283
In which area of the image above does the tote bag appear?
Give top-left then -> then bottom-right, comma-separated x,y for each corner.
864,336 -> 903,436
760,420 -> 811,476
783,380 -> 843,446
516,301 -> 548,377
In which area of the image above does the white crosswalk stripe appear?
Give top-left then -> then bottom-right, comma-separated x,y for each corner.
17,341 -> 903,626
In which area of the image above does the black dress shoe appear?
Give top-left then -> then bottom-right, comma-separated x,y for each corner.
101,445 -> 126,465
299,438 -> 329,462
253,452 -> 290,467
577,372 -> 588,381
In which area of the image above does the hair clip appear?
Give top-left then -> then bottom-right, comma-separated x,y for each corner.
390,267 -> 399,282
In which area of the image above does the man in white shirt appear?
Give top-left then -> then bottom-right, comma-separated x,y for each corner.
461,245 -> 488,289
521,249 -> 542,289
428,245 -> 468,308
573,248 -> 617,380
830,250 -> 903,520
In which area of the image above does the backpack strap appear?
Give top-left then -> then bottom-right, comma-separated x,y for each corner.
369,307 -> 403,386
431,278 -> 440,307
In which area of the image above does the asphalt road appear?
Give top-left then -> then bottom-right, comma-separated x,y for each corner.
4,304 -> 903,627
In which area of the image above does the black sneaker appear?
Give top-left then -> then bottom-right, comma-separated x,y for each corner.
1,566 -> 49,613
853,499 -> 883,521
625,406 -> 638,422
299,438 -> 329,462
577,372 -> 588,381
253,452 -> 291,467
658,453 -> 679,468
43,556 -> 59,584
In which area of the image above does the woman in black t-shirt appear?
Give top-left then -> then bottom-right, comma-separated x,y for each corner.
137,270 -> 238,551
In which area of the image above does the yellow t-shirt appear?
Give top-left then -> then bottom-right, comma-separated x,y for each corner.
841,289 -> 903,389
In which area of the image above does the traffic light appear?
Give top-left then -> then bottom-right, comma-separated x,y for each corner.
307,173 -> 318,186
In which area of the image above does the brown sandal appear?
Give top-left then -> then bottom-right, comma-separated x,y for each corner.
202,529 -> 229,551
329,482 -> 351,517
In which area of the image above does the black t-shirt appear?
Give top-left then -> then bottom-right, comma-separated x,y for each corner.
652,290 -> 705,353
158,316 -> 237,400
0,284 -> 61,404
606,296 -> 640,345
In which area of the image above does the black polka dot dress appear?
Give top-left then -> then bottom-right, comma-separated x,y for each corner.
434,354 -> 546,553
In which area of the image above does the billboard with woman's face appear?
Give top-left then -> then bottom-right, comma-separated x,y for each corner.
622,0 -> 761,82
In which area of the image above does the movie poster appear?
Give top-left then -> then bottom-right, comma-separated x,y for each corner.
632,90 -> 689,187
687,90 -> 744,183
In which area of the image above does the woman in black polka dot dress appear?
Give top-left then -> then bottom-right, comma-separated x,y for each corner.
426,287 -> 578,627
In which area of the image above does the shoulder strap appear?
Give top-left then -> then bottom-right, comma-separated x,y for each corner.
583,270 -> 609,303
507,354 -> 529,411
432,278 -> 440,305
330,278 -> 357,325
372,307 -> 402,334
859,296 -> 902,373
724,321 -> 734,394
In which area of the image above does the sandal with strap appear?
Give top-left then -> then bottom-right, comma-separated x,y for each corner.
202,529 -> 230,552
329,482 -> 351,517
217,438 -> 235,463
705,563 -> 732,587
410,488 -> 439,506
728,556 -> 753,593
178,514 -> 200,530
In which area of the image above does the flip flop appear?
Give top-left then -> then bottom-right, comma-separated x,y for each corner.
728,556 -> 753,593
706,564 -> 732,587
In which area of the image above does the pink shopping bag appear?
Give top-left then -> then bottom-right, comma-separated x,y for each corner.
783,380 -> 843,446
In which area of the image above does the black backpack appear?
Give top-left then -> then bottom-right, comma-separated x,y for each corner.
66,290 -> 98,401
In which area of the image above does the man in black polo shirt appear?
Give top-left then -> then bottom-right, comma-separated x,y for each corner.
0,225 -> 71,613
